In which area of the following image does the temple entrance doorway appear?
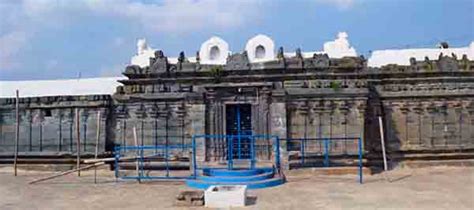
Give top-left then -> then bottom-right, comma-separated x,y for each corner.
225,104 -> 252,159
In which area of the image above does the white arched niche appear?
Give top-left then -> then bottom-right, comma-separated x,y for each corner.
199,36 -> 229,65
245,34 -> 275,63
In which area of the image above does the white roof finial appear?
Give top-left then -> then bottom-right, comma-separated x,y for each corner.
137,38 -> 150,55
337,32 -> 348,39
323,31 -> 357,58
131,38 -> 155,67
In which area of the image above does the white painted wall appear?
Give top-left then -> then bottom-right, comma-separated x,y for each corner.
0,77 -> 124,98
368,42 -> 474,67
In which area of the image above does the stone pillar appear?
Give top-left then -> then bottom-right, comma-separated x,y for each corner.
81,110 -> 90,153
405,103 -> 420,149
270,102 -> 287,170
114,105 -> 129,149
445,102 -> 458,147
355,100 -> 366,152
258,87 -> 271,137
465,102 -> 474,148
383,102 -> 398,151
425,103 -> 435,148
185,104 -> 206,164
340,102 -> 351,153
25,110 -> 33,152
205,88 -> 216,161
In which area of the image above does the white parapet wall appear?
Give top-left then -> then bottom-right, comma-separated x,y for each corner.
0,77 -> 124,98
129,32 -> 360,67
368,41 -> 474,67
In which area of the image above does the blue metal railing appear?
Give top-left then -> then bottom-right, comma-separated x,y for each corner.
285,137 -> 363,184
114,134 -> 281,181
114,144 -> 193,181
191,134 -> 281,178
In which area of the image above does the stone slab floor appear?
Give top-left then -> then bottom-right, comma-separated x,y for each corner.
0,166 -> 472,210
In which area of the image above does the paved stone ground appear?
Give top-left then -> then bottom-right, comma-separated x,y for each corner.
0,166 -> 472,209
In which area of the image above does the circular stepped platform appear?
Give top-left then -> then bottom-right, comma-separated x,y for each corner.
186,168 -> 285,189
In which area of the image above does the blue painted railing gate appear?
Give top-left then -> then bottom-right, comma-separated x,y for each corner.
191,134 -> 281,177
285,137 -> 363,183
114,144 -> 194,181
114,135 -> 281,181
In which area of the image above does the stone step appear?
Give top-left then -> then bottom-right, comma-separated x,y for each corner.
286,166 -> 372,176
186,176 -> 285,190
203,167 -> 273,177
197,171 -> 275,182
397,159 -> 474,168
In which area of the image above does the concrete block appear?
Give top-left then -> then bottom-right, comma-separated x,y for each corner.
205,185 -> 247,208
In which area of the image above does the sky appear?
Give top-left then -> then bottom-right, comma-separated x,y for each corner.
0,0 -> 473,81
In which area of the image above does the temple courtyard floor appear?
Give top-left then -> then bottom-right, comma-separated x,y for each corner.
0,166 -> 472,210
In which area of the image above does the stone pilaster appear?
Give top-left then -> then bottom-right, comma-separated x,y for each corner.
185,103 -> 206,165
270,102 -> 287,170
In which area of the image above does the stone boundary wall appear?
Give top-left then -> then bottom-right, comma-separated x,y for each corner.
0,95 -> 111,157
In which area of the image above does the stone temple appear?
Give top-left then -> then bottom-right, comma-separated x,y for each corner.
1,32 -> 473,175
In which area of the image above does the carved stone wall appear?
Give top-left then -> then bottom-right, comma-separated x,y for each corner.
378,98 -> 474,152
112,101 -> 187,158
0,96 -> 110,156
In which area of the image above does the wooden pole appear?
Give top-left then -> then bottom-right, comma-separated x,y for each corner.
133,126 -> 140,183
378,116 -> 388,171
84,155 -> 152,164
29,162 -> 105,184
94,111 -> 101,183
13,90 -> 19,176
75,108 -> 81,177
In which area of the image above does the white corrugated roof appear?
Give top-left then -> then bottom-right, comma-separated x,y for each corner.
368,42 -> 474,67
0,77 -> 125,98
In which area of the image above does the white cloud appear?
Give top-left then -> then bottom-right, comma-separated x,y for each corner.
0,0 -> 263,73
113,37 -> 126,47
0,30 -> 29,70
84,0 -> 263,33
316,0 -> 355,9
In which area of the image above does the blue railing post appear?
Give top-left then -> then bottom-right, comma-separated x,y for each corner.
165,143 -> 170,177
324,138 -> 329,167
114,146 -> 119,179
192,136 -> 197,178
139,145 -> 144,180
236,105 -> 242,160
358,137 -> 363,184
230,135 -> 234,170
275,136 -> 281,173
300,138 -> 305,165
250,135 -> 255,169
227,135 -> 233,170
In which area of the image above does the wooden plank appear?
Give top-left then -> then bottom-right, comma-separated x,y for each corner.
75,109 -> 81,176
14,90 -> 19,176
379,117 -> 388,171
94,111 -> 101,183
29,162 -> 105,184
133,126 -> 140,183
